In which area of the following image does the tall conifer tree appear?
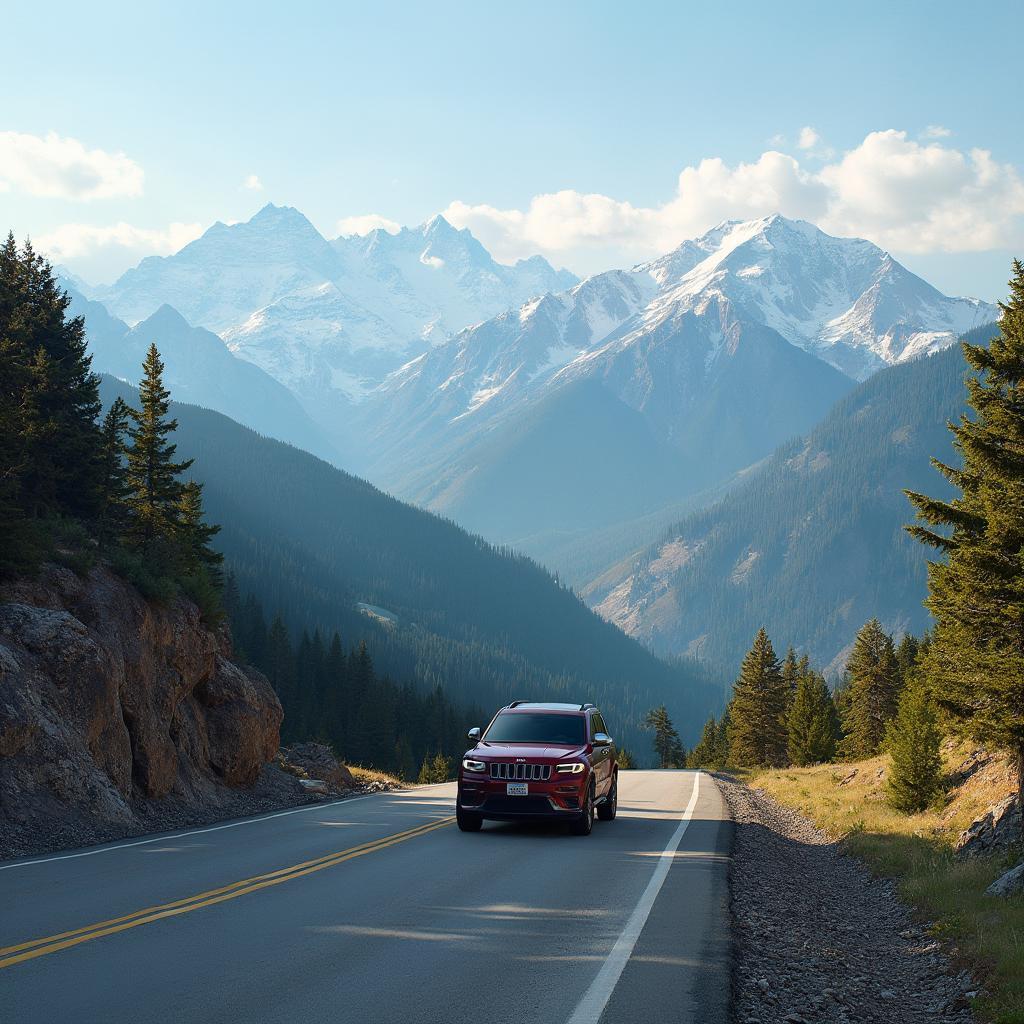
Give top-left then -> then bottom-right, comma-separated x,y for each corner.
644,705 -> 684,767
842,619 -> 901,758
728,628 -> 789,766
787,671 -> 837,766
97,397 -> 133,546
176,480 -> 222,579
906,261 -> 1024,808
885,680 -> 943,813
126,344 -> 192,547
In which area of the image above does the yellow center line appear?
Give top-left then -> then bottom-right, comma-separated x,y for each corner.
0,815 -> 454,970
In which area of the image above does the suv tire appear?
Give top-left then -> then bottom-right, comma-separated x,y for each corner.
569,783 -> 594,836
457,806 -> 483,832
596,774 -> 617,821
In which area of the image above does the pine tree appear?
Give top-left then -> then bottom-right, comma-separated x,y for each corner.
842,619 -> 901,758
714,710 -> 731,766
885,680 -> 943,813
176,480 -> 222,579
728,628 -> 789,767
895,633 -> 920,683
787,671 -> 837,766
906,263 -> 1024,809
644,705 -> 684,768
688,715 -> 722,768
781,646 -> 801,710
97,397 -> 133,546
2,239 -> 102,521
126,344 -> 192,549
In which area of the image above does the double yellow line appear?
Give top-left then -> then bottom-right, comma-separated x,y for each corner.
0,814 -> 453,970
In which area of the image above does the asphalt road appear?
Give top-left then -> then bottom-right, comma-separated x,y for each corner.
0,770 -> 731,1024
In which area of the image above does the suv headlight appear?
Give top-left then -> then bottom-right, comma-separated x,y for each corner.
555,762 -> 586,774
462,759 -> 487,773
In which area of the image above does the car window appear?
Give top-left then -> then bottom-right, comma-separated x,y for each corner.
592,713 -> 608,737
484,713 -> 586,745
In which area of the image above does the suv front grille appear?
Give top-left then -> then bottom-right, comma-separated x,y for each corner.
489,762 -> 552,781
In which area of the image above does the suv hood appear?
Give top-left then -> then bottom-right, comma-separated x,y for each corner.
473,742 -> 587,761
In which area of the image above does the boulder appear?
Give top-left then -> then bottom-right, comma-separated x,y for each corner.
955,795 -> 1022,856
280,741 -> 356,792
986,861 -> 1024,898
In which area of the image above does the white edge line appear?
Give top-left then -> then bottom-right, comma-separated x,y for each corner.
0,781 -> 456,872
565,770 -> 702,1024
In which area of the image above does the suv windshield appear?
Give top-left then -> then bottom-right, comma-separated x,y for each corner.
484,712 -> 586,745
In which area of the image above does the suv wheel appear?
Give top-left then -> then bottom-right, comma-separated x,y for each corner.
457,806 -> 482,832
569,783 -> 594,836
597,774 -> 617,821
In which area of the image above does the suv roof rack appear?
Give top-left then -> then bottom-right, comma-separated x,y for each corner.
580,703 -> 596,711
508,700 -> 525,708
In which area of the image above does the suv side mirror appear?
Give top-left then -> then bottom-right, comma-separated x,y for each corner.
467,727 -> 481,742
593,732 -> 612,746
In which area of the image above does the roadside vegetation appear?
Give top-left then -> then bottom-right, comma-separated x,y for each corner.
749,751 -> 1023,1023
686,264 -> 1024,1024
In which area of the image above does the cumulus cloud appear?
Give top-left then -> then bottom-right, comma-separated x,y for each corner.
336,214 -> 401,236
922,125 -> 953,138
797,126 -> 820,150
242,173 -> 263,191
441,129 -> 1024,271
37,221 -> 203,262
0,131 -> 143,200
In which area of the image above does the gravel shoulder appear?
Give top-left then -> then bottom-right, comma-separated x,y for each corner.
718,775 -> 977,1024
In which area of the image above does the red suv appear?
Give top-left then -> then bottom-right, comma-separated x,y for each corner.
456,702 -> 618,835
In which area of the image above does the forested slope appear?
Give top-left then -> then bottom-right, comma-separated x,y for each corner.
100,377 -> 721,749
586,324 -> 998,673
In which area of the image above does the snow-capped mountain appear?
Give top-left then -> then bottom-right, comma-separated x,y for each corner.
62,280 -> 339,463
354,215 -> 996,552
636,214 -> 995,380
94,205 -> 576,404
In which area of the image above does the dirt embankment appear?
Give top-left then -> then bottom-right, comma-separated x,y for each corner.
0,563 -> 296,860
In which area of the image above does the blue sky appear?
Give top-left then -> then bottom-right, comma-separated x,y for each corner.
3,0 -> 1022,297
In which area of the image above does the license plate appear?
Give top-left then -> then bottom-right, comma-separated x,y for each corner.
506,782 -> 529,796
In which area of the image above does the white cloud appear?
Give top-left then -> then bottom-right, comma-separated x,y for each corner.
797,126 -> 820,150
37,221 -> 203,262
440,129 -> 1024,272
242,173 -> 263,191
336,213 -> 401,236
923,125 -> 953,138
0,131 -> 143,200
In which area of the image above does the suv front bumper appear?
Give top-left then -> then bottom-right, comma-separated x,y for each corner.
458,773 -> 588,819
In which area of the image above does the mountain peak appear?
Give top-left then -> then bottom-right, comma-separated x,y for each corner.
422,213 -> 459,238
139,303 -> 192,332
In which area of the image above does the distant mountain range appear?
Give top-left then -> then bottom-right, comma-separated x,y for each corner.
87,204 -> 576,414
353,215 -> 995,554
583,323 -> 999,674
68,209 -> 999,659
63,284 -> 340,464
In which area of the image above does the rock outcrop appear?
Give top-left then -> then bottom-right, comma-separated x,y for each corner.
0,564 -> 283,856
955,795 -> 1022,857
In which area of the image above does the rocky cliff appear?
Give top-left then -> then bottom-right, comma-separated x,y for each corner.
0,564 -> 285,858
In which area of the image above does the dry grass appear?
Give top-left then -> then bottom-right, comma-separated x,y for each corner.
345,764 -> 404,787
744,746 -> 1023,1023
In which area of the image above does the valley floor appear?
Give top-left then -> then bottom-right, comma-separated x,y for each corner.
736,751 -> 1022,1023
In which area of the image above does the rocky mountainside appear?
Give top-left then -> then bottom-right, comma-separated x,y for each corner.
354,215 -> 994,563
0,564 -> 284,857
90,205 -> 575,407
583,324 -> 999,673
